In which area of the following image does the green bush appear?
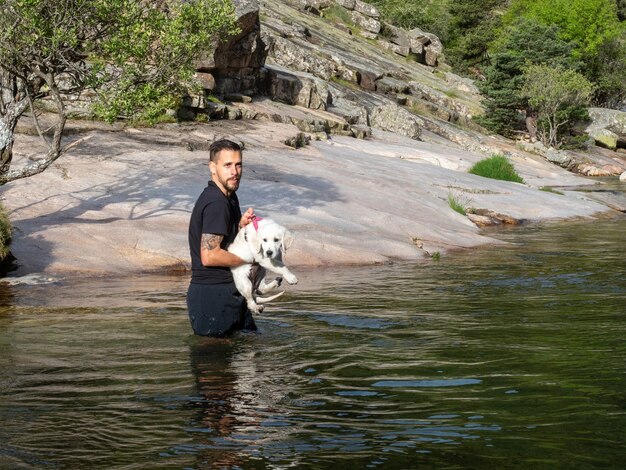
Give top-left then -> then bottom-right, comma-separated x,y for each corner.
0,204 -> 12,262
469,155 -> 525,183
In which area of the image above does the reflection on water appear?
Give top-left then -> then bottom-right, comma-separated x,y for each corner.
0,217 -> 625,468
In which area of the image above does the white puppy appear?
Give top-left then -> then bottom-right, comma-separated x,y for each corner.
228,217 -> 298,314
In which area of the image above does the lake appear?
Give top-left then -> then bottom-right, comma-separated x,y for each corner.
1,217 -> 624,469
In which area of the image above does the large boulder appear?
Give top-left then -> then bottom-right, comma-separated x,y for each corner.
586,107 -> 626,150
354,0 -> 380,18
408,28 -> 443,66
350,11 -> 381,34
265,64 -> 331,110
369,103 -> 423,139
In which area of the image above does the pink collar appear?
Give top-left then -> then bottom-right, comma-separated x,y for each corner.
251,215 -> 263,232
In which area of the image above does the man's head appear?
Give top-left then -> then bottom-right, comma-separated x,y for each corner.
209,139 -> 243,196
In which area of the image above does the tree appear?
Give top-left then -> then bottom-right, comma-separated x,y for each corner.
0,0 -> 238,186
476,19 -> 578,138
506,0 -> 622,57
521,64 -> 594,148
445,0 -> 508,71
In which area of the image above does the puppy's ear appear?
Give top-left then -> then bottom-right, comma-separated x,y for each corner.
246,225 -> 263,256
282,230 -> 294,252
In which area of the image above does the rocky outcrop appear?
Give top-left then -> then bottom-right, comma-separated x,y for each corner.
196,0 -> 267,95
586,108 -> 626,150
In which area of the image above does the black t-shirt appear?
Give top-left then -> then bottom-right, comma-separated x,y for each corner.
188,181 -> 241,284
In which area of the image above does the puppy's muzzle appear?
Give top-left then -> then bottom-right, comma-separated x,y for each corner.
266,250 -> 274,257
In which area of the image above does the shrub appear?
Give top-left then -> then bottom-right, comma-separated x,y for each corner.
0,203 -> 12,262
448,192 -> 468,215
469,155 -> 525,183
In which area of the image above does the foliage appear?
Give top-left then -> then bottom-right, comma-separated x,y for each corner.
521,64 -> 594,149
447,191 -> 468,215
585,31 -> 626,108
370,0 -> 452,42
469,155 -> 525,183
506,0 -> 622,56
444,0 -> 508,71
475,19 -> 578,137
0,0 -> 238,185
0,202 -> 11,261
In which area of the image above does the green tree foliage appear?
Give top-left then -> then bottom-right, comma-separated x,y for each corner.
522,64 -> 594,149
586,31 -> 626,108
507,0 -> 622,56
370,0 -> 452,42
445,0 -> 508,70
476,19 -> 578,138
0,0 -> 238,185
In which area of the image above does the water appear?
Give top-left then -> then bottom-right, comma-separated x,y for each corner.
0,217 -> 625,469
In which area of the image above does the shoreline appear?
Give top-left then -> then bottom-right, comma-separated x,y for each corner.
1,119 -> 621,280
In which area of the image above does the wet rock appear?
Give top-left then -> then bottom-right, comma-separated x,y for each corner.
469,209 -> 522,225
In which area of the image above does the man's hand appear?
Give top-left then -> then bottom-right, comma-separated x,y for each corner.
239,207 -> 255,228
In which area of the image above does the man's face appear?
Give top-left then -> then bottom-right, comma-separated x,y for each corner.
210,149 -> 242,195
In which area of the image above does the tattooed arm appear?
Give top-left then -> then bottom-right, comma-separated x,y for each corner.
200,233 -> 246,267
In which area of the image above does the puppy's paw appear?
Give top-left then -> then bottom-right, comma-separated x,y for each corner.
248,301 -> 263,314
284,273 -> 298,285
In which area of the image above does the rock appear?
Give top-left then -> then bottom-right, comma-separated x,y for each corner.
620,171 -> 626,182
470,209 -> 522,225
375,76 -> 410,95
382,23 -> 410,48
349,124 -> 371,138
354,67 -> 381,91
586,107 -> 626,149
467,213 -> 500,227
354,0 -> 380,18
358,30 -> 379,40
264,34 -> 339,80
284,132 -> 311,148
378,39 -> 410,57
588,128 -> 619,150
545,147 -> 573,167
193,72 -> 216,91
265,64 -> 330,110
225,93 -> 253,103
369,103 -> 422,139
209,0 -> 267,95
350,10 -> 381,34
407,28 -> 443,66
301,0 -> 332,16
577,164 -> 618,177
334,0 -> 356,9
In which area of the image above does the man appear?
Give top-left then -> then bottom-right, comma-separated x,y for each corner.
187,139 -> 256,336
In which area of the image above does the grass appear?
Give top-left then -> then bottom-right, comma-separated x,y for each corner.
323,5 -> 353,26
0,203 -> 12,262
469,155 -> 525,184
448,191 -> 470,216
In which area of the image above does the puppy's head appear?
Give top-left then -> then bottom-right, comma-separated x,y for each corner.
255,219 -> 291,259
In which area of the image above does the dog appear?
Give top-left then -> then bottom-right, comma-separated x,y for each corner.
228,216 -> 298,314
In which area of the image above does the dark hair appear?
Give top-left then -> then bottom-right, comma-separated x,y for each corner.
209,139 -> 242,162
